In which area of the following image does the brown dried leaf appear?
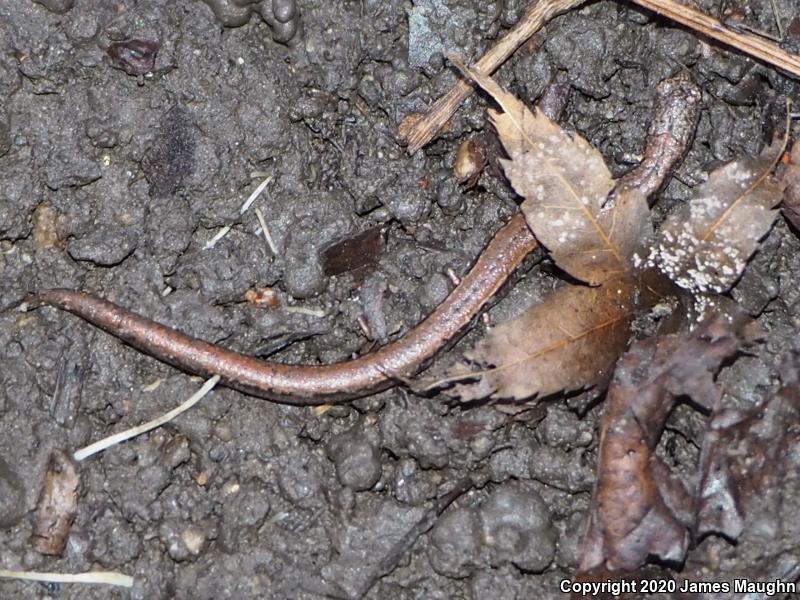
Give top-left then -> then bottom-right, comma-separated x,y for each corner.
647,142 -> 783,293
696,349 -> 800,542
678,350 -> 800,590
454,61 -> 651,285
320,226 -> 385,277
580,315 -> 748,573
449,275 -> 636,403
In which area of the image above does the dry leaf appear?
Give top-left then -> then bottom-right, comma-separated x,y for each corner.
443,62 -> 653,404
449,275 -> 636,404
696,349 -> 800,542
680,350 -> 800,590
320,226 -> 385,277
453,61 -> 651,285
580,315 -> 748,573
646,142 -> 784,294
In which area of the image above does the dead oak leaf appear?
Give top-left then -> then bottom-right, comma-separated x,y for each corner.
646,141 -> 784,294
452,60 -> 651,285
448,275 -> 636,404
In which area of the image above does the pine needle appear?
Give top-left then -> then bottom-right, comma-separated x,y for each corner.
240,175 -> 273,215
73,375 -> 220,462
0,569 -> 134,588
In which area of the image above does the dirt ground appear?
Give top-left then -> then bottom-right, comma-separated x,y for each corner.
1,0 -> 799,598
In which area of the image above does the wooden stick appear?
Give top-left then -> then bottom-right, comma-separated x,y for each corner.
398,0 -> 585,153
400,0 -> 800,153
628,0 -> 800,78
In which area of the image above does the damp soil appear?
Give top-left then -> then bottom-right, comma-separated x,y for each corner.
1,0 -> 799,598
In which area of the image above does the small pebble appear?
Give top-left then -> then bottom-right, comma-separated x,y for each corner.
478,483 -> 556,573
429,507 -> 482,578
327,427 -> 382,491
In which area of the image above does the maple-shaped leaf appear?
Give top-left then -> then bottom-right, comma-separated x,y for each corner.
647,142 -> 784,294
453,60 -> 651,285
447,275 -> 636,403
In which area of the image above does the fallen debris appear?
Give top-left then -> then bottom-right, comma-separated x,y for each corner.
320,226 -> 385,277
31,450 -> 80,556
453,136 -> 488,186
204,175 -> 274,250
254,207 -> 279,255
440,65 -> 648,404
647,140 -> 784,294
400,0 -> 583,152
448,278 -> 635,404
0,569 -> 133,588
107,39 -> 160,76
696,349 -> 800,542
440,65 -> 783,407
73,375 -> 220,462
401,0 -> 800,152
580,314 -> 750,573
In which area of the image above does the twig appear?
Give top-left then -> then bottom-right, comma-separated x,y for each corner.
769,0 -> 783,39
0,569 -> 133,588
627,0 -> 800,77
399,0 -> 585,153
401,0 -> 800,153
73,375 -> 220,461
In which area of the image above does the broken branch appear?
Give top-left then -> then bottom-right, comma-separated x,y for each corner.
628,0 -> 800,79
399,0 -> 584,153
401,0 -> 800,152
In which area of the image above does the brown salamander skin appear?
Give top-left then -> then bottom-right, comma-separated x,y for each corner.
618,72 -> 702,199
37,214 -> 536,405
35,73 -> 702,406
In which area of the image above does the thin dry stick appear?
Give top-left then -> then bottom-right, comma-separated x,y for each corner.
0,570 -> 133,588
399,0 -> 585,153
628,0 -> 800,77
73,375 -> 220,461
401,0 -> 800,153
768,0 -> 784,39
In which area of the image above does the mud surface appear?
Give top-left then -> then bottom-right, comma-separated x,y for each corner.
1,0 -> 799,598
